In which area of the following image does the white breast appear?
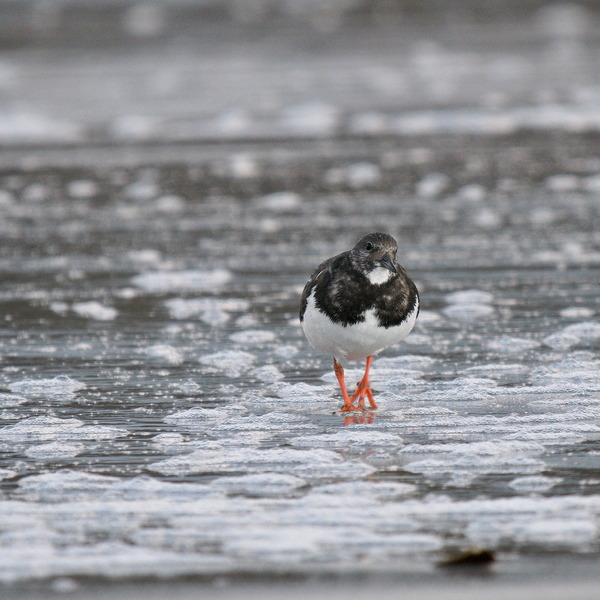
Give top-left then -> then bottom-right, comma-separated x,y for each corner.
301,290 -> 419,363
367,267 -> 394,285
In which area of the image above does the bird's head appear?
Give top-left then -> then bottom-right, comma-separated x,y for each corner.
350,232 -> 399,284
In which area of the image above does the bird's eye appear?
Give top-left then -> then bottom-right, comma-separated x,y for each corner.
364,242 -> 374,251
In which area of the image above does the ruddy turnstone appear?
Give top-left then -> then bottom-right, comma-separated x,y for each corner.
300,232 -> 419,412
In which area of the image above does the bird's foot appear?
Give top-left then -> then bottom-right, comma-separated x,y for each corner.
350,380 -> 378,410
340,403 -> 362,413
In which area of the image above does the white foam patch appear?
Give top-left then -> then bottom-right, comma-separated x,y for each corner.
66,179 -> 98,199
582,173 -> 600,192
311,480 -> 416,501
72,301 -> 117,321
235,314 -> 258,328
149,447 -> 375,481
374,355 -> 435,370
223,524 -> 441,562
545,174 -> 581,192
416,172 -> 449,197
221,525 -> 328,561
417,379 -> 496,402
270,381 -> 332,400
24,442 -> 84,460
162,409 -> 317,444
560,321 -> 600,343
132,269 -> 232,293
164,297 -> 249,323
155,194 -> 185,214
512,519 -> 598,550
393,406 -> 457,417
529,356 -> 600,387
215,107 -> 253,136
17,471 -> 218,504
1,416 -> 126,443
445,289 -> 494,304
452,376 -> 498,387
486,336 -> 541,354
458,183 -> 487,201
0,189 -> 14,206
273,345 -> 299,359
198,350 -> 256,376
291,430 -> 403,452
111,114 -> 162,142
165,298 -> 244,319
144,344 -> 184,365
324,162 -> 382,189
172,381 -> 201,396
49,301 -> 69,315
279,102 -> 339,136
254,191 -> 301,211
392,103 -> 600,136
8,376 -> 85,398
464,363 -> 530,378
0,468 -> 16,481
17,470 -> 121,502
345,162 -> 382,188
164,406 -> 247,425
400,440 -> 546,485
150,432 -> 188,452
467,516 -> 598,552
404,455 -> 542,486
380,372 -> 426,388
509,475 -> 563,494
105,476 -> 218,501
228,153 -> 260,179
400,439 -> 544,457
21,182 -> 49,202
251,365 -> 285,382
0,393 -> 27,407
212,473 -> 306,496
384,406 -> 600,444
560,306 -> 595,319
0,541 -> 234,582
127,249 -> 162,264
443,303 -> 494,321
207,411 -> 315,435
229,330 -> 276,345
543,331 -> 580,350
502,422 -> 600,445
0,111 -> 83,144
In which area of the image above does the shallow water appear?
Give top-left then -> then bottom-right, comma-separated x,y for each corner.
1,4 -> 600,592
2,131 -> 600,586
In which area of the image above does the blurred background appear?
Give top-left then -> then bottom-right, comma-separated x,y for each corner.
1,0 -> 600,150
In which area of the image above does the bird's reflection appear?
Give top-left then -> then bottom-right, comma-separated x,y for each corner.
342,410 -> 376,426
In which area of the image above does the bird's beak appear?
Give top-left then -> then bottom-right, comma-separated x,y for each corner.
378,254 -> 398,273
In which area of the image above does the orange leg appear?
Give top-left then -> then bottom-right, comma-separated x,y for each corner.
333,359 -> 360,412
349,355 -> 378,410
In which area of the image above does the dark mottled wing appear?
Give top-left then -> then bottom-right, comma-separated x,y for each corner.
299,252 -> 344,322
300,249 -> 419,329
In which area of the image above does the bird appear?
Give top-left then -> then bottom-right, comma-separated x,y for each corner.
299,232 -> 419,412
